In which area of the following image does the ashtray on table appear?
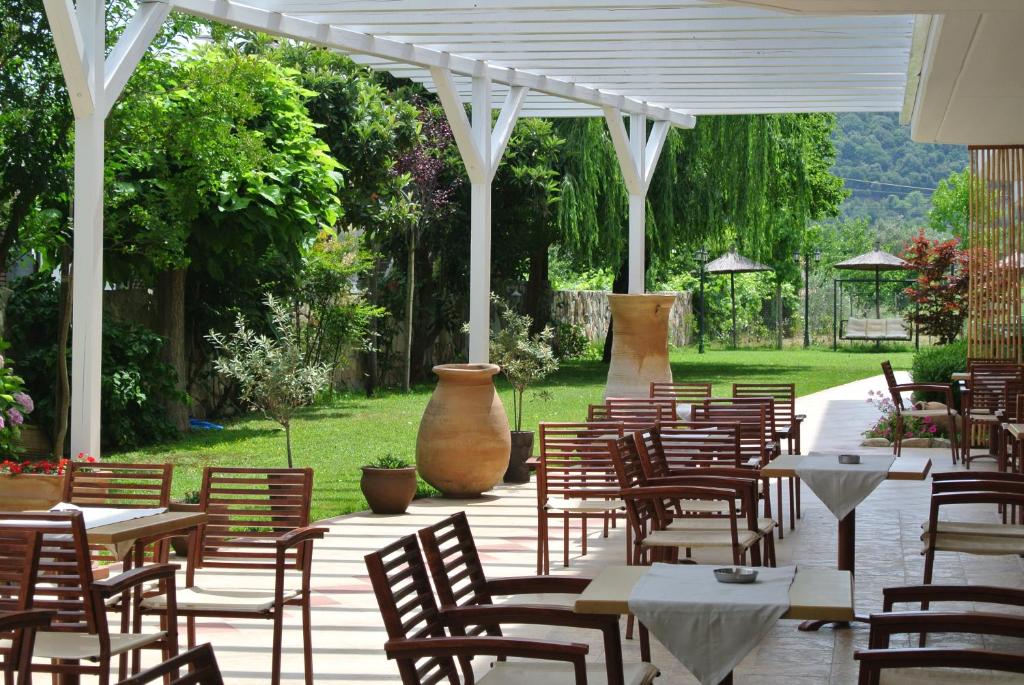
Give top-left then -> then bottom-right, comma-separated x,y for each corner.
838,454 -> 861,465
713,567 -> 758,584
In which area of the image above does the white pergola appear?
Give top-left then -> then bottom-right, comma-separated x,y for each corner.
44,0 -> 1019,456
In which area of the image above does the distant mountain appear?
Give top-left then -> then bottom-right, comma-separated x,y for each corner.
831,112 -> 967,229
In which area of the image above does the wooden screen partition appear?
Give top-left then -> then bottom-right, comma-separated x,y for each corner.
968,146 -> 1024,362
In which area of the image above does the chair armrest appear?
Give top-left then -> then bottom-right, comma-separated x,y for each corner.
385,635 -> 589,664
794,414 -> 806,421
276,526 -> 327,550
442,604 -> 617,632
0,609 -> 54,632
91,563 -> 179,598
485,575 -> 591,596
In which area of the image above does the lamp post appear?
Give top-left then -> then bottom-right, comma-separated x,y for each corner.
696,246 -> 709,354
793,248 -> 821,348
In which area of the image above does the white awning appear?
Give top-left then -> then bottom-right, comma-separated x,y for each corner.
172,0 -> 915,122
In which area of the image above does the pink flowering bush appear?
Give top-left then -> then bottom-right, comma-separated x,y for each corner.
0,351 -> 35,458
863,389 -> 946,441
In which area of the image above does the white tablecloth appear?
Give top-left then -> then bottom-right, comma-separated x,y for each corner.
628,563 -> 796,685
794,454 -> 894,520
50,502 -> 168,529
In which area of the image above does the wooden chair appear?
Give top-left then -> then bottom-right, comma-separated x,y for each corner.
139,467 -> 325,685
996,381 -> 1024,475
589,398 -> 674,430
961,365 -> 1020,467
537,422 -> 626,574
921,473 -> 1024,586
0,527 -> 44,685
0,610 -> 53,685
0,512 -> 179,685
648,382 -> 711,420
609,435 -> 765,567
881,360 -> 960,465
855,585 -> 1024,684
646,421 -> 743,471
418,512 -> 647,680
62,461 -> 174,508
117,643 -> 224,685
1002,394 -> 1024,477
364,534 -> 659,685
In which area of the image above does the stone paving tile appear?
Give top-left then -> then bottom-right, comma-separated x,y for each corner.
92,373 -> 1024,683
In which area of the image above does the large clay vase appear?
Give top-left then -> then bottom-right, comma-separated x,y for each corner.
416,364 -> 511,497
604,293 -> 674,398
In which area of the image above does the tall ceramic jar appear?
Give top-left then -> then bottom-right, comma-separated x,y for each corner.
416,363 -> 511,497
604,293 -> 674,398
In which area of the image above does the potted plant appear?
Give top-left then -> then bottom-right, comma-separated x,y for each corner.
0,454 -> 95,511
361,454 -> 418,515
489,295 -> 558,483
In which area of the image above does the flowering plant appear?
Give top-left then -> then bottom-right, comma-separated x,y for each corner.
0,351 -> 35,458
863,390 -> 947,440
0,453 -> 96,476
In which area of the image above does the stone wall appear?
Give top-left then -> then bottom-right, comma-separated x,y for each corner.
551,290 -> 693,347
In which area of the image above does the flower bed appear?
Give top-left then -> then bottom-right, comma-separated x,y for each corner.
862,390 -> 948,443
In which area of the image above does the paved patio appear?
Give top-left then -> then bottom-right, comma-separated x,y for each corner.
154,373 -> 1024,683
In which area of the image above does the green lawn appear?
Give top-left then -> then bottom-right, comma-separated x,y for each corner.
116,345 -> 914,520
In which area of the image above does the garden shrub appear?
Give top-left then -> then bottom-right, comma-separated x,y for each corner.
863,390 -> 947,441
553,321 -> 590,360
5,273 -> 182,452
911,340 -> 966,408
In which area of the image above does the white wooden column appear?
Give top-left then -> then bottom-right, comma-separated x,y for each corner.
430,68 -> 527,362
603,109 -> 670,294
44,0 -> 169,456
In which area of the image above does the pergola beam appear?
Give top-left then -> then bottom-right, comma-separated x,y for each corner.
42,0 -> 95,118
104,0 -> 172,115
171,0 -> 696,128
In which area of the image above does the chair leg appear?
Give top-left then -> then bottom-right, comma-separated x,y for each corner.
303,598 -> 314,685
581,515 -> 588,558
639,623 -> 651,663
187,616 -> 197,649
788,478 -> 795,530
271,609 -> 284,685
795,477 -> 802,520
563,518 -> 570,568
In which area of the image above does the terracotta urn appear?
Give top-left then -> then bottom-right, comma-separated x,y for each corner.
360,466 -> 418,515
416,363 -> 511,498
604,293 -> 675,399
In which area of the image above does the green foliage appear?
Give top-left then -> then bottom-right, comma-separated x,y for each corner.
293,232 -> 384,385
831,113 -> 967,227
911,339 -> 967,407
928,168 -> 970,243
488,295 -> 558,432
4,273 -> 181,451
207,294 -> 331,467
0,343 -> 33,458
863,389 -> 947,440
365,454 -> 411,469
552,322 -> 590,361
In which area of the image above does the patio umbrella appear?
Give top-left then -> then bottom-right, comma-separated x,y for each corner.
834,241 -> 908,318
705,248 -> 773,348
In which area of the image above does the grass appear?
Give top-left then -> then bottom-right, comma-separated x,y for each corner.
116,345 -> 915,521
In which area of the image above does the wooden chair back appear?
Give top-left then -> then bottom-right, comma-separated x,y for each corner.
649,382 -> 711,417
0,610 -> 53,685
693,398 -> 774,466
646,422 -> 743,475
607,435 -> 662,539
118,643 -> 225,685
364,535 -> 459,685
538,422 -> 624,506
969,366 -> 1024,414
733,383 -> 796,430
0,528 -> 43,684
1001,380 -> 1024,422
418,512 -> 492,610
62,461 -> 173,508
193,467 -> 313,575
0,512 -> 102,635
590,398 -> 674,430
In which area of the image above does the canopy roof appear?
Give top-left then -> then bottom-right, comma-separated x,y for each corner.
172,0 -> 915,123
705,249 -> 772,274
834,244 -> 908,271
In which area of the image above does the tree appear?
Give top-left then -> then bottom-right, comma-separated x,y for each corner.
105,46 -> 342,427
207,295 -> 330,467
928,167 -> 969,243
902,229 -> 968,344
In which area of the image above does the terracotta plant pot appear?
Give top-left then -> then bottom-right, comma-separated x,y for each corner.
504,431 -> 534,484
0,473 -> 66,511
360,466 -> 418,515
416,363 -> 511,498
605,293 -> 675,399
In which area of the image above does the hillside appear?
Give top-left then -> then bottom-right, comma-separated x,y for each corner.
831,112 -> 967,228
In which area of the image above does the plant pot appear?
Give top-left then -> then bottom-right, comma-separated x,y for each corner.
360,466 -> 418,515
416,363 -> 511,498
168,501 -> 201,557
504,431 -> 534,484
605,293 -> 675,399
0,473 -> 66,511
